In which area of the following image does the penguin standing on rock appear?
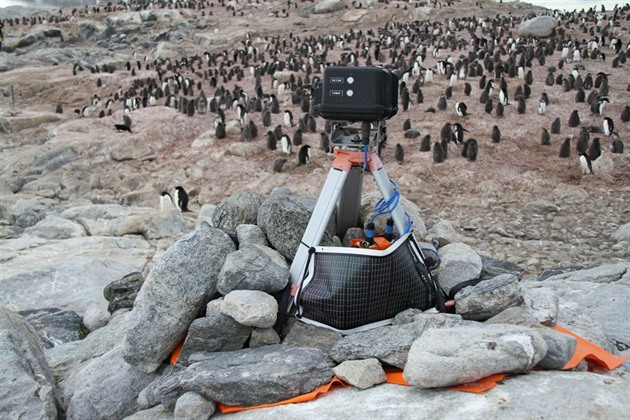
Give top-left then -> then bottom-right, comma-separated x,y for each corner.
174,186 -> 189,212
159,192 -> 175,212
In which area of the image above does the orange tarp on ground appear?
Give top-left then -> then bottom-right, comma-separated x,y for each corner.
166,325 -> 628,414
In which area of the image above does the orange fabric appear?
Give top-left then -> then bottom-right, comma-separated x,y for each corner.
169,340 -> 184,365
384,368 -> 506,393
555,325 -> 628,370
218,376 -> 347,414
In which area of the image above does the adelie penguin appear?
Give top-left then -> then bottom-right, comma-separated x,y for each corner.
621,106 -> 630,123
464,139 -> 478,162
266,131 -> 277,151
298,145 -> 311,165
281,135 -> 292,155
588,137 -> 602,161
420,134 -> 431,152
603,117 -> 614,136
579,152 -> 594,174
541,128 -> 551,145
159,192 -> 175,212
551,117 -> 561,134
491,125 -> 501,143
432,142 -> 445,163
174,186 -> 189,212
568,110 -> 580,128
437,95 -> 447,111
283,110 -> 294,127
455,101 -> 469,117
395,144 -> 404,163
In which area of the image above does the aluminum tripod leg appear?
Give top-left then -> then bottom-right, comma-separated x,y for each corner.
288,166 -> 349,291
371,164 -> 410,235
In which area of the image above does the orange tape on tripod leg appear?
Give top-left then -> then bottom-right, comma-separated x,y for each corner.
555,325 -> 628,370
218,376 -> 348,414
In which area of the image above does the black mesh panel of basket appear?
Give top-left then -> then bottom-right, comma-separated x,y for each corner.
298,236 -> 436,330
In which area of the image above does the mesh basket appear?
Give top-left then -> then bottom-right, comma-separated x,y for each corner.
296,234 -> 436,333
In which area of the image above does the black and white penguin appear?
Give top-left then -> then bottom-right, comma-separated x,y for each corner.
298,145 -> 311,165
159,192 -> 175,212
455,101 -> 469,117
283,110 -> 294,127
451,123 -> 466,144
499,87 -> 509,106
603,117 -> 614,136
579,152 -> 594,174
281,134 -> 292,155
174,186 -> 189,212
591,97 -> 610,116
538,93 -> 548,114
114,123 -> 132,132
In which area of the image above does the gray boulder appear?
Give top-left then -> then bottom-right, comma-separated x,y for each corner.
64,347 -> 158,420
424,220 -> 461,246
332,358 -> 387,389
518,16 -> 558,38
330,313 -> 467,368
18,307 -> 88,348
520,285 -> 560,326
611,222 -> 630,242
122,226 -> 235,373
174,392 -> 215,420
220,290 -> 278,328
236,224 -> 269,247
24,215 -> 87,239
103,271 -> 145,314
217,244 -> 289,295
257,189 -> 336,260
175,314 -> 252,366
144,345 -> 334,407
404,323 -> 547,388
480,254 -> 524,280
312,0 -> 344,14
0,307 -> 58,419
455,274 -> 524,321
435,242 -> 483,297
283,321 -> 343,354
212,191 -> 263,239
249,328 -> 281,348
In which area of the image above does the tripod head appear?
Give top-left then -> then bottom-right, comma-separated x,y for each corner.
329,120 -> 388,151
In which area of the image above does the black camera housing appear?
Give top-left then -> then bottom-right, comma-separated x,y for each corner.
314,66 -> 399,122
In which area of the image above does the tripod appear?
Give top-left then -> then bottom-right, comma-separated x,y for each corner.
279,122 -> 419,320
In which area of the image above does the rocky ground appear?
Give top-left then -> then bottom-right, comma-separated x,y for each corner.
1,0 -> 628,281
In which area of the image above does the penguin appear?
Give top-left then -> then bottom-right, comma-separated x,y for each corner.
266,131 -> 277,150
420,134 -> 431,152
559,138 -> 571,158
281,134 -> 292,155
55,102 -> 63,114
283,110 -> 294,127
575,88 -> 586,103
568,110 -> 580,128
603,117 -> 614,136
591,97 -> 610,115
496,102 -> 504,118
395,143 -> 404,163
449,122 -> 464,143
538,94 -> 548,114
272,157 -> 287,173
579,152 -> 594,174
404,129 -> 421,139
215,122 -> 226,139
499,87 -> 508,106
298,145 -> 311,165
611,137 -> 624,154
114,123 -> 132,132
541,128 -> 551,145
588,137 -> 602,161
464,82 -> 472,96
437,95 -> 447,111
485,99 -> 493,114
621,106 -> 630,123
174,186 -> 189,212
432,142 -> 445,163
440,122 -> 453,143
403,118 -> 411,131
292,128 -> 303,146
576,131 -> 589,154
455,101 -> 468,117
319,132 -> 331,153
516,97 -> 526,114
551,117 -> 561,134
159,192 -> 175,212
465,138 -> 478,162
491,125 -> 501,143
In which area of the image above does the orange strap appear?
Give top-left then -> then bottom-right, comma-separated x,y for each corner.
555,325 -> 628,370
384,368 -> 506,393
169,340 -> 184,365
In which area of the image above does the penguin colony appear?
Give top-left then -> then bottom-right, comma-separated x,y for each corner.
4,0 -> 629,188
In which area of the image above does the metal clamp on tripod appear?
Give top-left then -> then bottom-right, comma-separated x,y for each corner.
276,67 -> 443,335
